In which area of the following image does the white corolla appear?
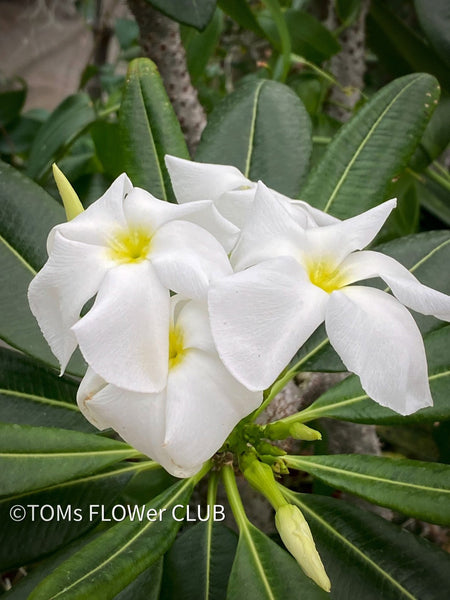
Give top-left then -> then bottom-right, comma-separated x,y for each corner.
77,298 -> 262,477
165,155 -> 338,232
209,183 -> 450,415
28,174 -> 234,393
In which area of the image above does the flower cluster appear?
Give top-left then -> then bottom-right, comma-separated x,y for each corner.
29,156 -> 450,476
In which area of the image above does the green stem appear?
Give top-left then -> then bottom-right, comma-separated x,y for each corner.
222,465 -> 249,529
432,160 -> 450,180
97,103 -> 121,118
263,0 -> 291,82
191,460 -> 213,486
251,337 -> 330,421
426,166 -> 450,193
207,470 -> 219,509
312,136 -> 332,144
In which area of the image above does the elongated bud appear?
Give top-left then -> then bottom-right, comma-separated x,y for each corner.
52,163 -> 84,220
243,457 -> 287,510
275,504 -> 331,592
264,421 -> 322,441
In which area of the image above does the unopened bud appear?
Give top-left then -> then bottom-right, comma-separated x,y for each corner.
52,163 -> 84,221
275,504 -> 331,592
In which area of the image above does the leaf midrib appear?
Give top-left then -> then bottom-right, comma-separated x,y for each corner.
286,457 -> 450,495
0,388 -> 79,411
244,80 -> 265,178
323,75 -> 426,213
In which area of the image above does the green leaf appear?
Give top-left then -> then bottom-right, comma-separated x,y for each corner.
299,325 -> 450,425
91,120 -> 124,180
417,175 -> 450,226
0,423 -> 139,496
26,93 -> 96,183
162,521 -> 237,600
227,521 -> 328,599
410,95 -> 450,171
335,0 -> 361,26
301,73 -> 440,218
196,78 -> 312,197
285,454 -> 450,526
0,81 -> 26,128
119,58 -> 189,200
414,0 -> 450,68
0,462 -> 150,570
181,9 -> 223,83
145,0 -> 216,30
28,478 -> 194,600
259,9 -> 341,64
283,490 -> 450,600
0,347 -> 91,431
218,0 -> 265,36
369,0 -> 450,92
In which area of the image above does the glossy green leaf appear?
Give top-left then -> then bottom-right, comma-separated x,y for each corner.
181,9 -> 223,83
260,9 -> 340,64
299,325 -> 450,425
91,120 -> 124,179
369,0 -> 450,91
26,93 -> 96,182
218,0 -> 265,36
0,160 -> 85,374
227,521 -> 328,599
29,478 -> 194,600
119,58 -> 189,200
0,347 -> 90,431
0,111 -> 44,156
196,78 -> 312,197
414,0 -> 450,68
163,521 -> 237,600
0,423 -> 139,496
115,560 -> 163,600
285,454 -> 450,526
145,0 -> 216,30
283,490 -> 450,600
301,73 -> 439,218
417,176 -> 450,226
0,462 -> 153,570
410,95 -> 450,171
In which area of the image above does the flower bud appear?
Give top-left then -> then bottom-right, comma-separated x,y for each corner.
52,163 -> 84,221
275,504 -> 331,592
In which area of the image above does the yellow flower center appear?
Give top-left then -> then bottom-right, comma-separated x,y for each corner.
108,227 -> 152,264
169,325 -> 185,369
306,258 -> 347,293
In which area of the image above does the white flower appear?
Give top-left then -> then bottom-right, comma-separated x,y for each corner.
28,174 -> 234,393
209,183 -> 450,415
165,155 -> 338,232
77,298 -> 262,477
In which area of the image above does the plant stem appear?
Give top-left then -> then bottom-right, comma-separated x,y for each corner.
222,465 -> 249,529
263,0 -> 291,82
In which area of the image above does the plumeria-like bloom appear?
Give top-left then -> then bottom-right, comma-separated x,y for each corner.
28,173 -> 236,393
165,155 -> 338,232
209,183 -> 450,415
77,297 -> 262,477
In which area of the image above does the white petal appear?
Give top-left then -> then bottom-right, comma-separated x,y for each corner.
151,220 -> 232,300
303,199 -> 397,265
174,299 -> 216,354
214,188 -> 257,229
50,173 -> 132,250
77,372 -> 198,477
164,350 -> 262,469
231,182 -> 307,271
326,286 -> 433,415
290,200 -> 340,226
165,155 -> 252,203
339,250 -> 450,321
28,232 -> 111,372
208,257 -> 328,391
73,261 -> 170,393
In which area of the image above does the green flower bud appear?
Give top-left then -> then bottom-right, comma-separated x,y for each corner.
52,163 -> 84,221
275,504 -> 331,593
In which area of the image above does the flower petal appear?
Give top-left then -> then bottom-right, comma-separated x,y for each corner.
303,199 -> 397,265
72,261 -> 170,393
208,257 -> 328,391
231,182 -> 308,271
290,200 -> 340,226
164,349 -> 262,469
340,250 -> 450,320
77,370 -> 199,477
151,220 -> 232,300
49,173 -> 132,250
214,188 -> 257,229
174,299 -> 216,354
326,286 -> 433,414
165,155 -> 252,203
28,231 -> 111,372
